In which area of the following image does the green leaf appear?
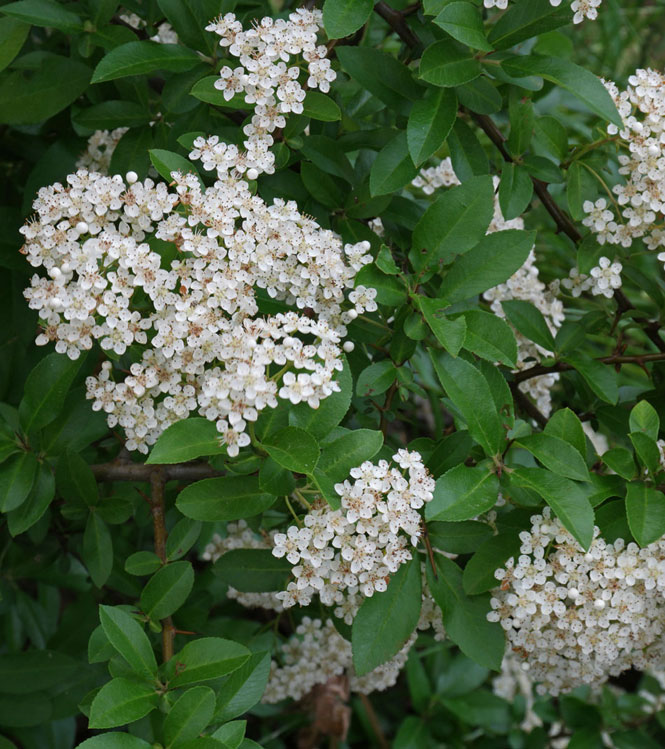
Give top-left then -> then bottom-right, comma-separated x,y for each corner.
425,464 -> 499,522
430,350 -> 504,456
0,451 -> 38,512
352,556 -> 422,676
461,309 -> 518,368
263,426 -> 320,474
370,132 -> 419,197
289,356 -> 352,439
301,135 -> 355,183
355,265 -> 406,306
302,90 -> 341,121
438,230 -> 536,306
625,483 -> 665,547
99,606 -> 158,678
7,462 -> 55,536
167,638 -> 251,688
515,434 -> 589,481
563,353 -> 618,405
426,555 -> 504,671
147,418 -> 225,464
316,429 -> 384,483
544,408 -> 587,458
125,551 -> 162,576
427,520 -> 493,554
498,163 -> 533,221
109,126 -> 152,179
419,41 -> 481,87
534,115 -> 568,162
0,650 -> 77,694
602,448 -> 636,480
448,119 -> 489,180
211,721 -> 246,748
507,95 -> 534,157
83,513 -> 113,588
336,47 -> 422,113
501,55 -> 622,127
19,352 -> 84,434
57,449 -> 98,506
463,533 -> 521,594
511,467 -> 594,549
0,18 -> 30,73
356,361 -> 398,398
1,0 -> 81,31
434,2 -> 492,51
163,686 -> 216,747
166,518 -> 202,561
418,298 -> 467,356
215,652 -> 271,722
456,76 -> 502,115
77,735 -> 152,749
630,401 -> 660,441
91,41 -> 200,83
156,0 -> 220,53
488,0 -> 570,50
213,549 -> 292,592
189,75 -> 246,107
76,731 -> 152,749
629,431 -> 661,476
0,693 -> 50,728
410,175 -> 495,271
140,561 -> 194,620
74,101 -> 151,129
0,54 -> 90,125
176,477 -> 276,522
501,299 -> 555,351
407,87 -> 457,166
322,0 -> 373,38
88,678 -> 158,729
149,149 -> 201,184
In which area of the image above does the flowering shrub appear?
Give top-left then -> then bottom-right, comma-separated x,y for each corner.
4,0 -> 665,747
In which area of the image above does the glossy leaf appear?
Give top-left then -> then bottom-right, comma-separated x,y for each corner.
426,464 -> 499,521
352,557 -> 422,676
176,477 -> 276,522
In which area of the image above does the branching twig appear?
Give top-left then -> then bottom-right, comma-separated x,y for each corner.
358,693 -> 389,749
512,351 -> 665,385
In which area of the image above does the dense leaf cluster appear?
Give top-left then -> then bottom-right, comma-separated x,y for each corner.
3,0 -> 665,748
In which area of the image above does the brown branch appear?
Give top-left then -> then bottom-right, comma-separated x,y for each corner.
510,383 -> 547,428
512,351 -> 665,385
149,468 -> 175,662
91,462 -> 221,483
374,1 -> 422,51
471,111 -> 665,354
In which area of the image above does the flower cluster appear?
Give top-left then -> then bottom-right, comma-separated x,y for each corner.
272,450 -> 435,612
482,0 -> 602,23
562,255 -> 623,299
587,69 -> 665,258
21,7 -> 369,456
201,520 -> 283,612
205,8 -> 334,179
76,128 -> 128,174
489,508 -> 665,695
262,617 -> 417,703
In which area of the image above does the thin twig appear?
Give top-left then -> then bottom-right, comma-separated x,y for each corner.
149,468 -> 175,662
374,1 -> 422,51
512,351 -> 665,385
358,693 -> 389,749
510,384 -> 547,428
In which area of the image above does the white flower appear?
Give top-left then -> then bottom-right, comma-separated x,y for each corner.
589,256 -> 622,298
